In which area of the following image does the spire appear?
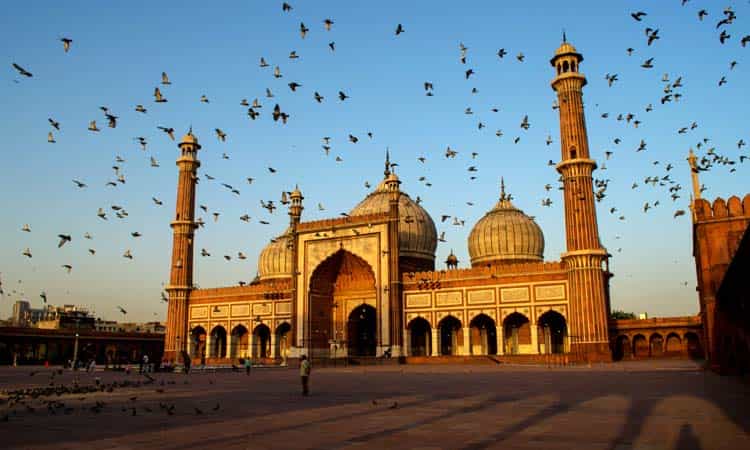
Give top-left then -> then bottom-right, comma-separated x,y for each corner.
562,30 -> 567,43
687,148 -> 701,200
384,148 -> 391,178
500,177 -> 506,200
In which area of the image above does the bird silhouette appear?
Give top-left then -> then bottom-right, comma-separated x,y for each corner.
12,63 -> 33,77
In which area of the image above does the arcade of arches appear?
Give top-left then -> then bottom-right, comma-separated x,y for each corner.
614,331 -> 703,360
405,310 -> 568,357
189,322 -> 292,362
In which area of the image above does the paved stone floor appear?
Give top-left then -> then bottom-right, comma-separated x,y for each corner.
1,360 -> 749,449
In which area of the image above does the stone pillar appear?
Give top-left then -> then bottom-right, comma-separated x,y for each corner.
205,333 -> 212,359
249,332 -> 255,359
431,330 -> 439,356
463,327 -> 471,356
225,336 -> 231,360
496,326 -> 504,355
271,332 -> 278,359
404,329 -> 410,356
531,324 -> 539,354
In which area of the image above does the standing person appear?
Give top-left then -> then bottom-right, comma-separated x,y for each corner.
244,357 -> 252,375
142,354 -> 149,373
181,350 -> 191,375
300,355 -> 311,396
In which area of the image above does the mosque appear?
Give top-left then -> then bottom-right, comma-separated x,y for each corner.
163,40 -> 744,368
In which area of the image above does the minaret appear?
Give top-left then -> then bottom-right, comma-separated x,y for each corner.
687,149 -> 701,221
288,185 -> 303,349
164,130 -> 201,364
383,150 -> 402,355
550,39 -> 612,361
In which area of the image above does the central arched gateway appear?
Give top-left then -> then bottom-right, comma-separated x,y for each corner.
348,304 -> 377,356
308,249 -> 377,357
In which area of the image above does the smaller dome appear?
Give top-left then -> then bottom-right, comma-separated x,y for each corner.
551,38 -> 583,66
180,132 -> 199,145
291,185 -> 303,198
554,42 -> 578,56
445,250 -> 459,268
257,232 -> 292,280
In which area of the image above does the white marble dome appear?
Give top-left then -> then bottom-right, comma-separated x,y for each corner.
257,232 -> 292,280
468,183 -> 544,267
350,177 -> 437,263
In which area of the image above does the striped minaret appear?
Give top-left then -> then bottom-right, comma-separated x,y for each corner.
164,130 -> 201,364
550,38 -> 612,361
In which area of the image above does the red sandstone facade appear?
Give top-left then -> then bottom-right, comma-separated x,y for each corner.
162,41 -> 736,367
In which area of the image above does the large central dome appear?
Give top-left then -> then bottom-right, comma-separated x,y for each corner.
350,172 -> 437,265
468,180 -> 544,267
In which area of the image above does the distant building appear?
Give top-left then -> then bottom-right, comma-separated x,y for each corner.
11,300 -> 31,326
95,319 -> 119,333
118,322 -> 166,334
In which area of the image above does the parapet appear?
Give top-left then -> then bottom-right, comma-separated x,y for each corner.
403,260 -> 565,283
694,194 -> 750,221
297,212 -> 389,232
191,278 -> 291,301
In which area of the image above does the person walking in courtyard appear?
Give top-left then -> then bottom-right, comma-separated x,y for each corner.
244,357 -> 252,375
300,355 -> 311,396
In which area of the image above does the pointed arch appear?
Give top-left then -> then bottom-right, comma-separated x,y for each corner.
469,314 -> 497,355
437,315 -> 462,355
308,249 -> 377,354
209,325 -> 227,358
407,317 -> 432,356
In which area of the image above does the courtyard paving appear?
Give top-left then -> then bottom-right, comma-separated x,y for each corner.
1,360 -> 749,449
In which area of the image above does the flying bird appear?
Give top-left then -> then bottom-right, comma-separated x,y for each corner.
395,24 -> 404,35
158,126 -> 175,140
11,63 -> 33,77
60,37 -> 73,52
154,87 -> 167,103
57,234 -> 72,248
215,128 -> 227,142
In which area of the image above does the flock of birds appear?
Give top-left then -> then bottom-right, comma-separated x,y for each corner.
2,1 -> 749,319
0,370 -> 223,423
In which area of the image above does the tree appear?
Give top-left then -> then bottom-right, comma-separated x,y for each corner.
611,310 -> 636,320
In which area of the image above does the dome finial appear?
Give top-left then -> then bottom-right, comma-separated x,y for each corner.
384,148 -> 391,178
562,30 -> 567,43
500,177 -> 506,201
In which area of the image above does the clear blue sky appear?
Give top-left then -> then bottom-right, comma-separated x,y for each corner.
0,1 -> 747,322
